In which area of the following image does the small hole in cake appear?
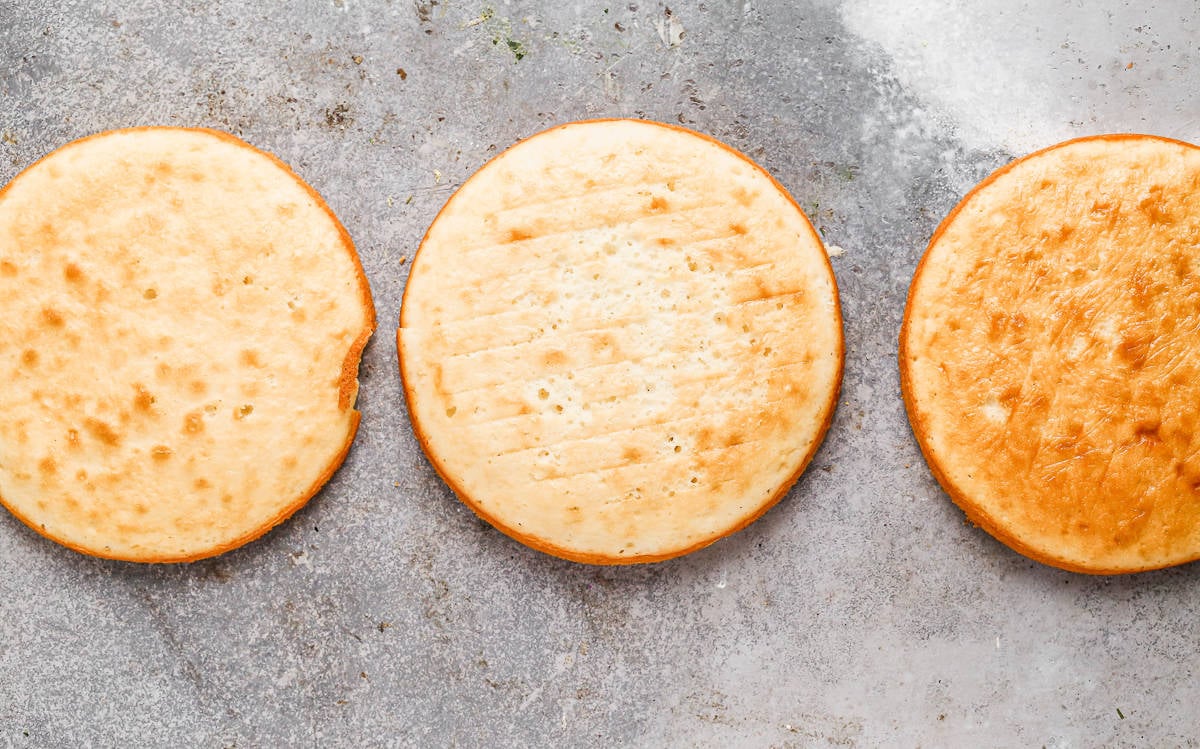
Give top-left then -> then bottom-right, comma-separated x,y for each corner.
445,406 -> 457,417
144,289 -> 157,300
243,276 -> 253,285
235,404 -> 254,420
538,388 -> 549,400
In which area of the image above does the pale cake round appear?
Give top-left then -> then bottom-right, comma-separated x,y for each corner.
399,119 -> 843,564
901,134 -> 1200,574
0,127 -> 375,562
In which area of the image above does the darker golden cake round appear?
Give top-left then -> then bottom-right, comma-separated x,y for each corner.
902,133 -> 1200,574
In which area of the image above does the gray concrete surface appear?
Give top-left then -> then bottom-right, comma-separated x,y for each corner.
1,1 -> 1198,746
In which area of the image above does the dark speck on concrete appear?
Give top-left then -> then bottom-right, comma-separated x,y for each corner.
324,102 -> 353,130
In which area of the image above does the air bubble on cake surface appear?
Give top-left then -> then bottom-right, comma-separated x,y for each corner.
664,432 -> 693,456
1095,317 -> 1119,345
1066,336 -> 1088,361
981,397 -> 1009,424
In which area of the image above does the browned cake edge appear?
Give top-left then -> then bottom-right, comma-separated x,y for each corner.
899,132 -> 1200,575
0,126 -> 377,563
398,118 -> 844,565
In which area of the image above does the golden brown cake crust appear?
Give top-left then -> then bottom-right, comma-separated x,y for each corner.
0,127 -> 376,562
399,118 -> 843,564
901,133 -> 1200,574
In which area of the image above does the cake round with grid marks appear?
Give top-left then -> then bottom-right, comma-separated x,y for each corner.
901,133 -> 1200,574
399,119 -> 843,563
0,127 -> 375,562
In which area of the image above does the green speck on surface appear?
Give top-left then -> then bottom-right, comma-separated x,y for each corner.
1117,708 -> 1126,720
837,164 -> 859,181
463,6 -> 494,28
471,6 -> 528,62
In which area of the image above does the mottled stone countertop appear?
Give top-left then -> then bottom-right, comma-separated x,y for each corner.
1,1 -> 1198,746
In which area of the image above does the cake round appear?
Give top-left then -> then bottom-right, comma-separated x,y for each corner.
901,134 -> 1200,574
399,119 -> 843,563
0,127 -> 375,562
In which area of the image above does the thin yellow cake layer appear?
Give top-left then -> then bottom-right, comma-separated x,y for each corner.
0,127 -> 375,562
902,134 -> 1200,574
400,119 -> 843,563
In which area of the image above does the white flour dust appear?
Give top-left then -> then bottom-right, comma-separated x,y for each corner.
840,1 -> 1200,153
